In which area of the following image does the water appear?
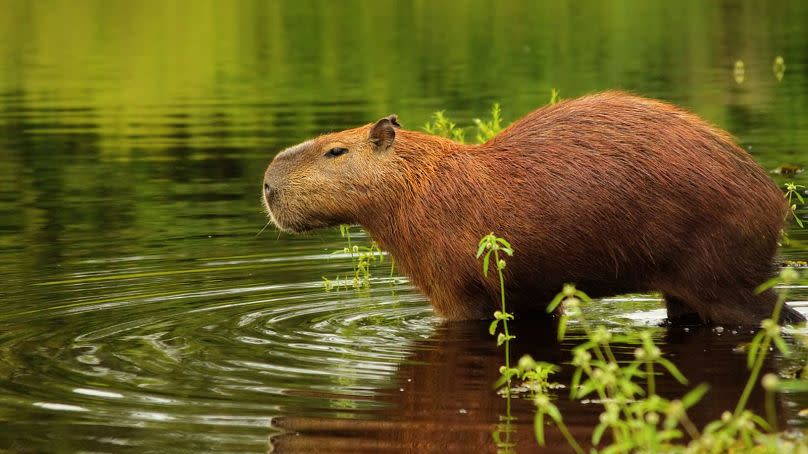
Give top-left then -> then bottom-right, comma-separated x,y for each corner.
1,1 -> 807,452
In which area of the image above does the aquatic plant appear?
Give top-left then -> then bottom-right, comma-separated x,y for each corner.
686,268 -> 804,452
785,182 -> 805,228
423,101 -> 510,145
477,232 -> 516,453
323,224 -> 386,291
523,269 -> 807,453
471,234 -> 806,452
549,88 -> 560,105
477,233 -> 516,388
423,110 -> 466,143
540,284 -> 698,452
473,103 -> 503,144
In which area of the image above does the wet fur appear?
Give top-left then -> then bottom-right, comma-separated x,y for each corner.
263,92 -> 805,325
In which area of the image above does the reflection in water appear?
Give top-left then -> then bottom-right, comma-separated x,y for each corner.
272,318 -> 807,453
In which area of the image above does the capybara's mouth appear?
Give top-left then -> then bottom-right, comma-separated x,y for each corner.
264,205 -> 323,234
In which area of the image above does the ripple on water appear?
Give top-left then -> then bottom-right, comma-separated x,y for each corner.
0,251 -> 438,451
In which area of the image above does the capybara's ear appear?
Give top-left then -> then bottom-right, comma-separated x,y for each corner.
386,114 -> 401,129
369,115 -> 399,151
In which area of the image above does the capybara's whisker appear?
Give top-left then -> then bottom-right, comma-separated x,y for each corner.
255,221 -> 272,238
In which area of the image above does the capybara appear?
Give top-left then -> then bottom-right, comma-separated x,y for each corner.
262,92 -> 806,325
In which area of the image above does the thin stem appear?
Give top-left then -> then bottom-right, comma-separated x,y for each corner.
603,343 -> 619,366
765,390 -> 778,432
575,313 -> 637,446
734,290 -> 787,417
495,249 -> 511,383
679,412 -> 701,440
345,227 -> 356,273
646,361 -> 656,396
555,419 -> 585,454
735,334 -> 771,418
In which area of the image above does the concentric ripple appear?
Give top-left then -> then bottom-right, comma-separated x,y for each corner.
0,248 -> 438,452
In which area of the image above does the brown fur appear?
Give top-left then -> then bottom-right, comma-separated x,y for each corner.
262,92 -> 805,325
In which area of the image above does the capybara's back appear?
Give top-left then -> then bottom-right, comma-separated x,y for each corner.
479,92 -> 801,324
262,92 -> 805,325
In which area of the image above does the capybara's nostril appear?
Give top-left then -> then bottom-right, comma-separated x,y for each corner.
264,183 -> 276,203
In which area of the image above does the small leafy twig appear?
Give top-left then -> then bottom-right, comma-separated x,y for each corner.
477,233 -> 516,388
784,182 -> 805,228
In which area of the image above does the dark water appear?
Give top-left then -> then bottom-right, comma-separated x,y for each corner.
1,1 -> 807,452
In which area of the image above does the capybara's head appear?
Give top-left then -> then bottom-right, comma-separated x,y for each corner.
262,115 -> 401,232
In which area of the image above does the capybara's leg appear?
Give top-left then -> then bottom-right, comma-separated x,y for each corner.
664,294 -> 703,325
684,288 -> 805,325
741,288 -> 806,325
702,290 -> 772,325
430,285 -> 495,321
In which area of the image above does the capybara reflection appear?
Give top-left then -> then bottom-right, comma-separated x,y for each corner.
262,92 -> 805,325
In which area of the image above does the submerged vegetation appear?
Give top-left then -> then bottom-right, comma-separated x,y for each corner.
322,225 -> 386,291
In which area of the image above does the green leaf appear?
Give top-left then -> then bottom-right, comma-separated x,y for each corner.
534,411 -> 545,445
546,293 -> 564,313
475,240 -> 488,258
657,358 -> 688,385
557,316 -> 568,341
778,379 -> 808,392
488,319 -> 499,336
570,367 -> 583,399
657,429 -> 684,441
755,276 -> 781,294
545,402 -> 562,422
772,335 -> 791,356
493,374 -> 509,390
702,420 -> 723,434
622,361 -> 643,380
576,380 -> 597,399
602,442 -> 635,454
747,331 -> 764,368
591,421 -> 607,445
681,383 -> 710,409
748,412 -> 772,432
626,381 -> 647,398
497,333 -> 506,346
482,252 -> 490,277
574,290 -> 593,302
492,369 -> 517,389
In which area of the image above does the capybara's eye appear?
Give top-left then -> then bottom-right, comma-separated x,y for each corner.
325,147 -> 349,158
